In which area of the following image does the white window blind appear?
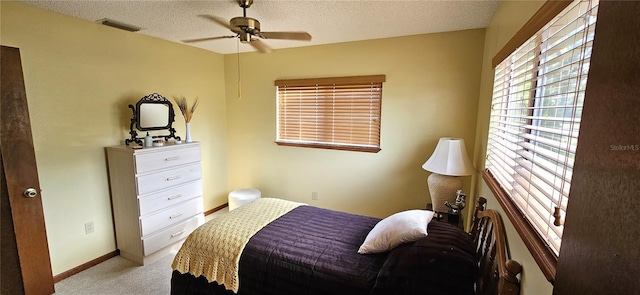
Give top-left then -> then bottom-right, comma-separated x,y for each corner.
275,75 -> 385,152
486,0 -> 598,256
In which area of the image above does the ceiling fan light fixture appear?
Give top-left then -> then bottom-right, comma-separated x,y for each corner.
239,32 -> 252,43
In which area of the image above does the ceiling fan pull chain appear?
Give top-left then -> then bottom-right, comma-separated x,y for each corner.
237,39 -> 242,100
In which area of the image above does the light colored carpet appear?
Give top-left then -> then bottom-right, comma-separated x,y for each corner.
54,208 -> 228,294
54,253 -> 175,295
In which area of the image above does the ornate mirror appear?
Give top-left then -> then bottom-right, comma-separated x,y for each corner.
125,93 -> 180,145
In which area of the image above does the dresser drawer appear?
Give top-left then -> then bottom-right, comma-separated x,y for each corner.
135,145 -> 200,174
140,197 -> 203,237
138,180 -> 202,216
136,163 -> 201,195
142,214 -> 204,255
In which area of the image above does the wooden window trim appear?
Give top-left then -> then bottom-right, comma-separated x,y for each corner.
483,169 -> 558,283
275,141 -> 381,153
492,0 -> 573,67
274,75 -> 386,87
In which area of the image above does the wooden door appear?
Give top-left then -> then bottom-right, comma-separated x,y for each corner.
1,46 -> 55,295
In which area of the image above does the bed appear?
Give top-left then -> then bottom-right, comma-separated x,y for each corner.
170,197 -> 520,295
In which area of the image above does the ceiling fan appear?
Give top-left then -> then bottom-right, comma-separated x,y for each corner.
183,0 -> 312,53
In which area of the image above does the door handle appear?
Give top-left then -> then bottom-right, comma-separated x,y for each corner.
24,188 -> 38,198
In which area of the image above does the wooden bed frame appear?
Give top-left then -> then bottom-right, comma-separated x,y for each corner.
470,197 -> 522,295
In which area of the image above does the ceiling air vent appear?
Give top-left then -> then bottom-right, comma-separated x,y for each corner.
97,18 -> 141,32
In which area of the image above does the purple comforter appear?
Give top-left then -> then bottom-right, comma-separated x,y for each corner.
171,205 -> 476,295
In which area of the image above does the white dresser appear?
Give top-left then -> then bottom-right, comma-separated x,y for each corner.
106,142 -> 204,265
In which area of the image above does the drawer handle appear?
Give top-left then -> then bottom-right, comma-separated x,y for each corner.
166,175 -> 181,181
168,194 -> 183,200
165,156 -> 180,161
170,231 -> 185,238
169,213 -> 183,219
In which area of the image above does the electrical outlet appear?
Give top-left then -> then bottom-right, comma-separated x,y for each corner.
85,221 -> 94,235
312,192 -> 318,200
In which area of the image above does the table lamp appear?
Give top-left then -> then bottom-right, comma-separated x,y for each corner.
422,137 -> 475,212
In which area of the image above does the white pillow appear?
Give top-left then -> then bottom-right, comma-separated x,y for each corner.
358,210 -> 434,254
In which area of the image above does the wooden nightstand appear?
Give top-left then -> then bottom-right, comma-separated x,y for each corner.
426,203 -> 464,230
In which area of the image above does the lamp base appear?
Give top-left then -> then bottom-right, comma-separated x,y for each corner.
427,173 -> 462,212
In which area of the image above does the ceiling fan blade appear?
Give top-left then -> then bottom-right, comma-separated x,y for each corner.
250,39 -> 273,53
198,14 -> 232,30
261,31 -> 312,41
182,36 -> 236,43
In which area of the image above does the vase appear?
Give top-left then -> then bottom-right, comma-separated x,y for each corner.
185,122 -> 192,143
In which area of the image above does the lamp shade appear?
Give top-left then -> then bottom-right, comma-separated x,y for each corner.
422,138 -> 475,176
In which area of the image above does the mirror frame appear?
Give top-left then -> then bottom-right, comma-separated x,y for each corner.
125,93 -> 180,145
135,93 -> 175,131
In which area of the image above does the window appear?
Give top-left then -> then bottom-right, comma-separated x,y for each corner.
275,75 -> 385,152
485,0 -> 599,281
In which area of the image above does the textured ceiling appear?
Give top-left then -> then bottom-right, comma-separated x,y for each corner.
18,0 -> 499,54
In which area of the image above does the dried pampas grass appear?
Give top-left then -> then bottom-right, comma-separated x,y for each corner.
173,96 -> 199,123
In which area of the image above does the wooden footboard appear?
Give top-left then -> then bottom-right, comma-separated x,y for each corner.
470,197 -> 522,295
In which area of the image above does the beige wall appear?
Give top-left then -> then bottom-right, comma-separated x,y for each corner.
224,30 -> 485,218
1,2 -> 228,275
472,0 -> 553,294
1,0 -> 540,288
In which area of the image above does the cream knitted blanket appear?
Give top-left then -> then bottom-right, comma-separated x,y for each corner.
171,198 -> 303,293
